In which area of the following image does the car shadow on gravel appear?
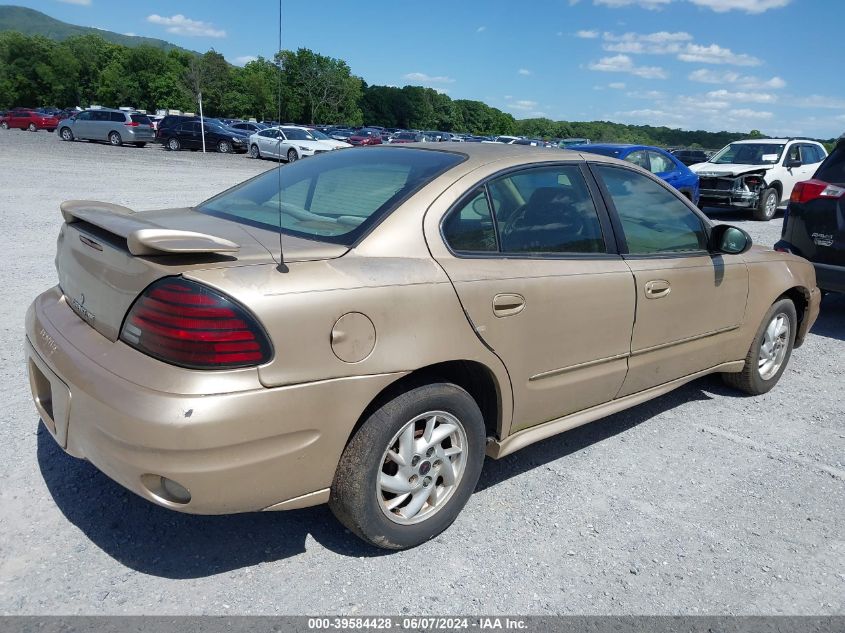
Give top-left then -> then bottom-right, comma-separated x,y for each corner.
36,427 -> 392,579
813,293 -> 845,341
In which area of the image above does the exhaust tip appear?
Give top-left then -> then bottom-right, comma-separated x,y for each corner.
141,474 -> 191,505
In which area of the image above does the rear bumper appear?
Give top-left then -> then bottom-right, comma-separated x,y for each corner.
25,286 -> 404,514
814,262 -> 845,293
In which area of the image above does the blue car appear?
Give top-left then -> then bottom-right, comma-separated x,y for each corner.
570,144 -> 700,206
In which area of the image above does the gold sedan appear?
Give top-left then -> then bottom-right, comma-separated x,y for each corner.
25,144 -> 820,549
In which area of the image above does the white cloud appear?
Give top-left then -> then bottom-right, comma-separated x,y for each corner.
58,0 -> 91,5
505,99 -> 548,118
728,108 -> 774,119
593,0 -> 789,11
403,72 -> 455,84
576,30 -> 600,38
688,68 -> 786,89
677,43 -> 761,66
146,14 -> 225,38
628,89 -> 667,99
476,25 -> 487,32
124,32 -> 136,36
587,54 -> 667,79
234,55 -> 258,66
706,89 -> 777,103
602,31 -> 691,54
608,82 -> 626,89
688,0 -> 790,13
595,0 -> 672,9
792,94 -> 845,109
518,68 -> 533,76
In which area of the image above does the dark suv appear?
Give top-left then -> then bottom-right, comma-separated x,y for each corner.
776,135 -> 845,293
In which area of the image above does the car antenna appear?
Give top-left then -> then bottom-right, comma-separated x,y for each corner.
276,0 -> 287,272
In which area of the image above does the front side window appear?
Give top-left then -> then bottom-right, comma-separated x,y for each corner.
647,151 -> 675,174
199,147 -> 464,245
595,165 -> 707,255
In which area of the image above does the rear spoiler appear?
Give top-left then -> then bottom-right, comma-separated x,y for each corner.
60,200 -> 240,256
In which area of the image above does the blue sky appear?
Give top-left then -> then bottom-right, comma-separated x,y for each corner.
18,0 -> 845,137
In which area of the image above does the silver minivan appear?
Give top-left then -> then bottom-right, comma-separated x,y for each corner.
57,109 -> 155,147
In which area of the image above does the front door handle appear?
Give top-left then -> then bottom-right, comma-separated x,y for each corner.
492,293 -> 525,317
644,279 -> 671,299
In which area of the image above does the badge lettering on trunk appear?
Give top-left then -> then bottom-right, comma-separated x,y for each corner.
69,295 -> 95,324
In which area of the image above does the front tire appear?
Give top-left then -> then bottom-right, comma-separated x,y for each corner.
217,140 -> 232,154
0,122 -> 8,130
28,123 -> 37,132
287,148 -> 298,163
329,382 -> 486,550
249,144 -> 261,159
722,298 -> 797,395
108,131 -> 122,146
60,127 -> 74,141
167,137 -> 181,151
753,187 -> 779,221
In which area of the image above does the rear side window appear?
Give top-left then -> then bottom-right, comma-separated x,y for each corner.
442,189 -> 497,253
647,151 -> 674,174
595,165 -> 707,254
130,114 -> 151,125
110,112 -> 125,122
199,147 -> 464,245
815,143 -> 845,184
444,165 -> 607,255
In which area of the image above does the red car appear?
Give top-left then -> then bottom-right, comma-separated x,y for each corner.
1,109 -> 59,132
347,128 -> 383,146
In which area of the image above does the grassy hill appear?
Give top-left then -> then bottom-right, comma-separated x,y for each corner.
0,5 -> 193,52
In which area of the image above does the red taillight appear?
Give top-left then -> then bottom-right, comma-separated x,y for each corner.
791,179 -> 845,204
120,278 -> 272,369
125,121 -> 140,127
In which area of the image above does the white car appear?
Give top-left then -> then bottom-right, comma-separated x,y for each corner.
248,126 -> 351,162
690,138 -> 827,221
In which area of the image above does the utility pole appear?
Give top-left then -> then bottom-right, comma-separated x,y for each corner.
198,90 -> 206,153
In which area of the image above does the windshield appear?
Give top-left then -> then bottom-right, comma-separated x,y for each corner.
710,143 -> 785,165
309,129 -> 330,140
198,147 -> 465,245
281,127 -> 313,141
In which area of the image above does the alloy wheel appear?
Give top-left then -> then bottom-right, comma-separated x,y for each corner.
376,410 -> 468,525
758,312 -> 790,380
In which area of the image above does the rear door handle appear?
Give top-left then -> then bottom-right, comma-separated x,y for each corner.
644,279 -> 671,299
492,293 -> 525,317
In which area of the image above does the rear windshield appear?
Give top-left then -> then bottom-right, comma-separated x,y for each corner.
815,142 -> 845,184
130,114 -> 152,125
198,147 -> 465,245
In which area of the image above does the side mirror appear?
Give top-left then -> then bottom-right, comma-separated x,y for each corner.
784,158 -> 802,168
711,224 -> 752,255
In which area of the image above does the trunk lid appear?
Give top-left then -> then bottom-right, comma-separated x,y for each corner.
56,201 -> 347,341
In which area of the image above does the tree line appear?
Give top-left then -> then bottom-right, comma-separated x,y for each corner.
0,30 -> 816,148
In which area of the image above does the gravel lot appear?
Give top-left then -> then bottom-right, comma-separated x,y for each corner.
1,130 -> 843,616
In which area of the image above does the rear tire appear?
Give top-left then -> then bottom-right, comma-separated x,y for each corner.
167,137 -> 181,151
0,122 -> 8,130
287,148 -> 298,163
28,123 -> 37,132
722,298 -> 797,395
329,382 -> 486,550
60,127 -> 74,141
108,131 -> 122,146
249,144 -> 261,159
752,187 -> 779,221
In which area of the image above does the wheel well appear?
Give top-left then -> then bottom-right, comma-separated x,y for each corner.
349,361 -> 502,447
779,286 -> 809,342
767,180 -> 783,199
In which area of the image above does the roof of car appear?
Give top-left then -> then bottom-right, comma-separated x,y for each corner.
370,142 -> 602,169
732,138 -> 791,144
569,143 -> 668,153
